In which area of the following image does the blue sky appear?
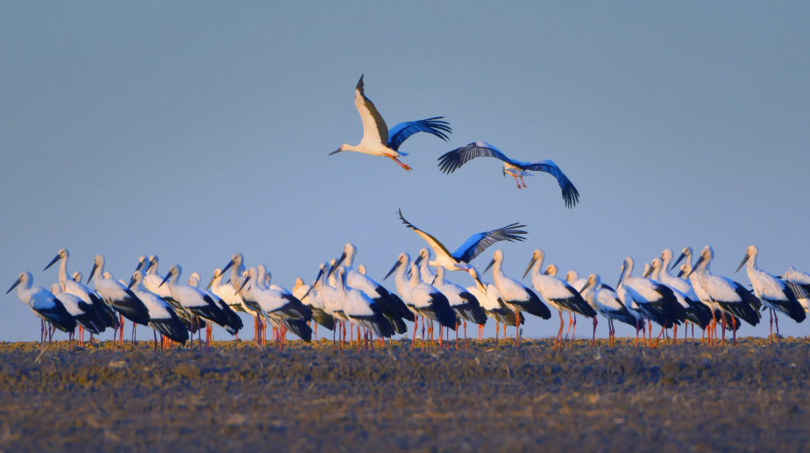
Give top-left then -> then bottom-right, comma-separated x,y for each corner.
1,2 -> 808,341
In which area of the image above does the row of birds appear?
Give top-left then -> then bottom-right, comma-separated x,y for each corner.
329,75 -> 581,208
7,215 -> 810,352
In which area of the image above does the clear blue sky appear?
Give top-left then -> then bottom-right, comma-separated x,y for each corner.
1,2 -> 808,342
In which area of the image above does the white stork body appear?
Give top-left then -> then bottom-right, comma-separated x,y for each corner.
128,271 -> 188,345
333,267 -> 394,340
618,257 -> 685,342
736,246 -> 805,342
89,255 -> 151,329
437,141 -> 580,207
466,269 -> 523,340
237,267 -> 312,343
687,246 -> 761,345
333,243 -> 413,334
524,250 -> 595,348
44,249 -> 114,334
160,264 -> 242,336
330,75 -> 451,171
580,274 -> 640,347
484,250 -> 551,346
7,272 -> 77,342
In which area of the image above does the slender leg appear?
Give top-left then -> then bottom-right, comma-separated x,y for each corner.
314,323 -> 318,342
673,324 -> 678,346
775,311 -> 780,346
519,175 -> 527,188
513,175 -> 522,189
496,323 -> 499,341
568,312 -> 577,343
514,308 -> 520,347
592,316 -> 597,347
421,317 -> 426,350
411,316 -> 418,352
387,155 -> 412,171
557,310 -> 564,351
565,311 -> 573,343
732,315 -> 738,346
769,309 -> 773,344
463,320 -> 467,350
438,325 -> 443,348
721,314 -> 726,346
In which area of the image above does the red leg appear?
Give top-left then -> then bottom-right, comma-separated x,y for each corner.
387,155 -> 412,171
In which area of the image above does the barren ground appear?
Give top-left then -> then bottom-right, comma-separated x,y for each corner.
0,336 -> 808,452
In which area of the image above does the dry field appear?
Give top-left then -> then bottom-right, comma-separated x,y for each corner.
0,336 -> 808,452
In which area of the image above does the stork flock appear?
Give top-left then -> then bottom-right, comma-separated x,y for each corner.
8,75 -> 807,352
8,231 -> 809,353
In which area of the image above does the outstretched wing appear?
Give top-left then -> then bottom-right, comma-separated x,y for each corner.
354,74 -> 389,145
387,117 -> 452,151
437,141 -> 515,174
521,160 -> 580,208
398,209 -> 454,261
451,223 -> 528,263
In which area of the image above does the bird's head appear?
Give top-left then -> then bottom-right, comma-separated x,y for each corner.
44,249 -> 69,271
330,144 -> 350,156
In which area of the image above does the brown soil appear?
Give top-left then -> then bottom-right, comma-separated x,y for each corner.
0,336 -> 808,452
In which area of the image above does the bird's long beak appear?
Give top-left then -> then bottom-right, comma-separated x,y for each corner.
686,256 -> 704,278
236,276 -> 251,294
127,276 -> 136,290
329,148 -> 342,156
735,253 -> 750,274
6,277 -> 21,295
483,258 -> 496,275
643,266 -> 653,278
44,255 -> 60,271
414,254 -> 423,266
302,268 -> 325,300
87,263 -> 98,284
384,261 -> 400,281
472,273 -> 486,293
158,271 -> 171,288
580,280 -> 592,294
221,260 -> 234,275
676,268 -> 685,278
523,257 -> 537,279
329,252 -> 347,278
206,276 -> 215,290
542,268 -> 549,276
670,253 -> 686,271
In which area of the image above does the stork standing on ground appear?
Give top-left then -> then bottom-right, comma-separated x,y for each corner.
88,255 -> 150,350
523,250 -> 595,350
329,74 -> 452,171
44,249 -> 115,346
735,245 -> 805,344
160,264 -> 242,351
580,274 -> 641,347
466,268 -> 523,341
128,271 -> 189,350
686,246 -> 761,346
484,250 -> 552,347
617,257 -> 685,348
433,265 -> 487,349
437,141 -> 580,207
8,272 -> 77,347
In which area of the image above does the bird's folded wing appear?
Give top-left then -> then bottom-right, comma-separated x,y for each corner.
451,223 -> 528,263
